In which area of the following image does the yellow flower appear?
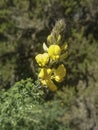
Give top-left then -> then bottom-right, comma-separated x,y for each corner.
53,64 -> 66,82
48,45 -> 61,60
38,68 -> 52,85
40,80 -> 47,85
38,68 -> 51,79
35,53 -> 49,67
41,79 -> 57,91
38,68 -> 57,91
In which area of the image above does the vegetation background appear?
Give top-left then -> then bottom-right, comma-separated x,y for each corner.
0,0 -> 98,130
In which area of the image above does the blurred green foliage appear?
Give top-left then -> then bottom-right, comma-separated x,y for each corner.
65,29 -> 98,88
0,78 -> 70,130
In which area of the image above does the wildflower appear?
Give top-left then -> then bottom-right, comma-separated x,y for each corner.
38,68 -> 52,79
48,45 -> 61,60
53,64 -> 66,82
35,53 -> 49,67
38,68 -> 57,91
38,68 -> 52,85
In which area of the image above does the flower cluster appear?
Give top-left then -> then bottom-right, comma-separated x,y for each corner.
35,20 -> 68,91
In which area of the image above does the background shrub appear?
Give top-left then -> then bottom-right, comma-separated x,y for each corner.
0,78 -> 70,130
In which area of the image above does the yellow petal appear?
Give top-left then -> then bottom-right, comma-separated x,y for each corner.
35,53 -> 49,67
54,64 -> 66,82
48,45 -> 61,60
38,68 -> 52,80
46,80 -> 57,91
41,80 -> 47,85
38,69 -> 44,78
